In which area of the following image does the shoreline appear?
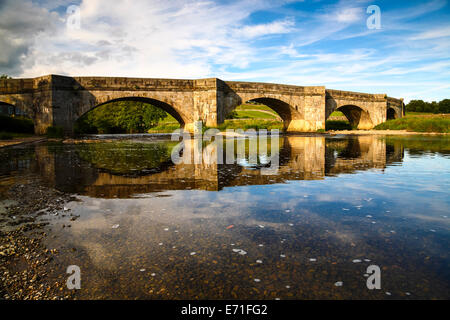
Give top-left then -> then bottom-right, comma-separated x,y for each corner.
0,136 -> 47,148
0,178 -> 77,300
324,129 -> 449,136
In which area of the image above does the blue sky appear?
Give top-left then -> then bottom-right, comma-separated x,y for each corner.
1,0 -> 449,101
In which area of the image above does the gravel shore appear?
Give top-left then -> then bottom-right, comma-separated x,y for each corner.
0,179 -> 78,300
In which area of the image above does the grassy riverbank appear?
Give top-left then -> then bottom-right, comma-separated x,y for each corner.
374,114 -> 450,133
147,111 -> 450,133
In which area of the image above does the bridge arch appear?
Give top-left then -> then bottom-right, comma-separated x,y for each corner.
75,96 -> 187,130
336,105 -> 374,130
387,107 -> 398,120
247,97 -> 296,127
326,98 -> 374,130
226,94 -> 304,131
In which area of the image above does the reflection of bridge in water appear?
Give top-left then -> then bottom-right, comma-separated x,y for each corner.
30,136 -> 404,198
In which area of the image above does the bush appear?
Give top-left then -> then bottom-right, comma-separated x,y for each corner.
46,126 -> 65,138
0,115 -> 34,133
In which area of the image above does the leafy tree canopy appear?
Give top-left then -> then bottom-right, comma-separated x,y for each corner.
406,99 -> 450,114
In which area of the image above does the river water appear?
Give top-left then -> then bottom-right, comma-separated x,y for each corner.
0,135 -> 449,299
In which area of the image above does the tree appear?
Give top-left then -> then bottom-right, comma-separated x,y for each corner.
438,99 -> 450,114
405,99 -> 450,114
0,74 -> 11,79
430,101 -> 439,114
406,100 -> 427,112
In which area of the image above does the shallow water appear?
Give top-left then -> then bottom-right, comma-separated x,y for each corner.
0,135 -> 449,299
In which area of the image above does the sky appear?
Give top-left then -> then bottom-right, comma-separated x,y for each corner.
0,0 -> 449,102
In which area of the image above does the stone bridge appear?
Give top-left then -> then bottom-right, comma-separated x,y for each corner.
0,75 -> 404,134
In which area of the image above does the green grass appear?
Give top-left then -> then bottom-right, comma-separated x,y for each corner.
236,103 -> 277,112
227,104 -> 280,120
232,110 -> 278,119
217,119 -> 283,131
329,111 -> 345,117
374,116 -> 450,133
405,112 -> 434,116
157,114 -> 179,123
147,114 -> 183,132
147,122 -> 181,133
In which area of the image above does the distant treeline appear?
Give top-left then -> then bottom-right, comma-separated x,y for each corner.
75,101 -> 168,134
406,99 -> 450,113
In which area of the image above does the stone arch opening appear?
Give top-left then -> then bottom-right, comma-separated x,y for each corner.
237,97 -> 300,131
247,98 -> 293,122
75,97 -> 185,133
387,107 -> 397,120
336,105 -> 373,130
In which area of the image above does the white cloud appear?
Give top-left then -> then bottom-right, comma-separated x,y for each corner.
238,19 -> 295,38
0,0 -> 59,74
410,26 -> 450,40
11,0 -> 297,78
334,7 -> 362,23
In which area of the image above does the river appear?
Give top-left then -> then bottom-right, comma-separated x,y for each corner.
0,134 -> 449,299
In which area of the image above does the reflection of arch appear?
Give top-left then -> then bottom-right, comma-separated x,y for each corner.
336,105 -> 373,130
387,107 -> 397,120
78,97 -> 186,127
